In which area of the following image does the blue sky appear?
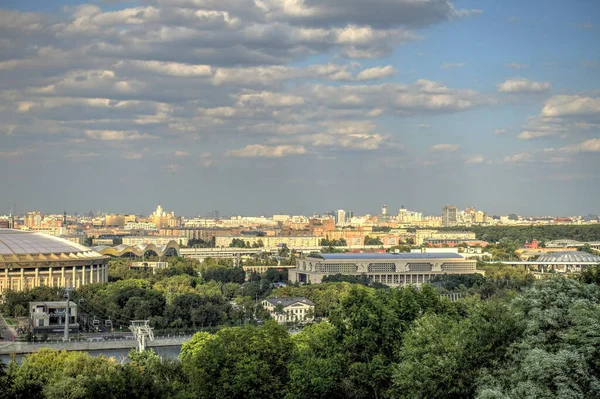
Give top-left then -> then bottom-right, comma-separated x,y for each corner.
0,0 -> 599,217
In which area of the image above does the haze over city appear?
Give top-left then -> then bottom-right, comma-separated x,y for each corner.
1,0 -> 599,215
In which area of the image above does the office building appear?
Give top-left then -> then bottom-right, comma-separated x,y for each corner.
442,205 -> 458,227
336,209 -> 346,226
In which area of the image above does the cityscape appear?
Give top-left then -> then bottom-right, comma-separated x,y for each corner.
1,0 -> 600,398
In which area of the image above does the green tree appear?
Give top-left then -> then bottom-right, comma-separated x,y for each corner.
181,322 -> 294,399
364,236 -> 383,246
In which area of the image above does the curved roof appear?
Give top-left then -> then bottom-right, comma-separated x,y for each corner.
93,241 -> 179,257
0,229 -> 105,261
537,251 -> 600,263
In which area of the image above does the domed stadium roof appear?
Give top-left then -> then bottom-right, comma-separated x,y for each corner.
0,229 -> 104,259
536,251 -> 600,263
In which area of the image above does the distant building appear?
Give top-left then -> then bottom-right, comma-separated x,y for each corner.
262,297 -> 315,324
130,261 -> 169,273
123,236 -> 189,247
415,230 -> 476,246
215,235 -> 320,249
290,252 -> 478,287
336,210 -> 346,226
442,205 -> 458,227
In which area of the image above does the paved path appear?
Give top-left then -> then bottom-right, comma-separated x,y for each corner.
0,313 -> 17,341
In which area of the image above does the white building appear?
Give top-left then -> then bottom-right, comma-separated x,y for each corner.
336,210 -> 346,226
262,297 -> 315,324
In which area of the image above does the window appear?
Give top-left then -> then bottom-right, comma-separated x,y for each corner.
407,263 -> 432,272
367,263 -> 396,272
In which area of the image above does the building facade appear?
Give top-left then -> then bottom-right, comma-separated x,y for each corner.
442,205 -> 458,227
289,252 -> 478,287
262,297 -> 315,324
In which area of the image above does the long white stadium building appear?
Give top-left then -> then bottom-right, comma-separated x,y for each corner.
289,252 -> 478,287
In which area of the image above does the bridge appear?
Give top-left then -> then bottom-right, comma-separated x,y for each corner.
0,334 -> 192,355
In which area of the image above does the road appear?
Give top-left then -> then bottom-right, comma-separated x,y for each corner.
0,313 -> 16,341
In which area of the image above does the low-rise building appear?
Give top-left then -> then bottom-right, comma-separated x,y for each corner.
123,236 -> 189,247
290,252 -> 478,287
262,297 -> 315,324
29,301 -> 78,334
215,235 -> 320,249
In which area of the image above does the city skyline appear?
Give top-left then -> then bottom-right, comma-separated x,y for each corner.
1,1 -> 599,215
2,203 -> 598,220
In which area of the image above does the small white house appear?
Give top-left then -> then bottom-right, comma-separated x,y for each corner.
262,297 -> 315,324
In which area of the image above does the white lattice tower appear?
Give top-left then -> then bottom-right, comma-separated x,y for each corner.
129,320 -> 154,352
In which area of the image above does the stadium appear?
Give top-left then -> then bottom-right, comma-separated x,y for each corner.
0,229 -> 109,295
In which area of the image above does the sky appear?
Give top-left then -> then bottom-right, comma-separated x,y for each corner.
0,0 -> 599,217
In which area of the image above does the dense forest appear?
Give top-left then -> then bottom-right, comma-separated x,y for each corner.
439,225 -> 600,245
2,264 -> 600,398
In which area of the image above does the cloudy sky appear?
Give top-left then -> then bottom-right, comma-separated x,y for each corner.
1,0 -> 599,217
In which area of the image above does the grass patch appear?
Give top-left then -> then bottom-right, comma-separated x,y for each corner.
4,318 -> 17,326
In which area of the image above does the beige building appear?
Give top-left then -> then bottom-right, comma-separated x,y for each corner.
415,230 -> 476,245
123,236 -> 189,247
0,229 -> 109,295
215,235 -> 320,249
30,301 -> 79,334
290,252 -> 478,287
262,297 -> 315,324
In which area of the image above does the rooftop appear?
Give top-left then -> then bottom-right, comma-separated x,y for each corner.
536,251 -> 600,263
307,252 -> 464,260
265,297 -> 315,307
0,229 -> 103,258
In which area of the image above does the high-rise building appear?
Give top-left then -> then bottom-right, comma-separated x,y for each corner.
25,211 -> 43,228
442,205 -> 458,227
475,211 -> 486,224
336,209 -> 346,226
381,205 -> 387,216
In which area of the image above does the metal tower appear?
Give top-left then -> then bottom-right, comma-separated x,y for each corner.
129,320 -> 154,352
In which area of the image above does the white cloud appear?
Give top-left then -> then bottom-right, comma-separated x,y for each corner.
504,150 -> 569,164
355,65 -> 396,81
503,152 -> 532,164
497,78 -> 551,93
465,154 -> 484,164
505,62 -> 528,70
429,143 -> 459,152
541,95 -> 600,117
226,144 -> 306,158
84,129 -> 155,141
174,151 -> 189,157
494,129 -> 508,135
560,138 -> 600,153
517,130 -> 555,140
418,124 -> 431,129
517,94 -> 600,140
441,62 -> 466,70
